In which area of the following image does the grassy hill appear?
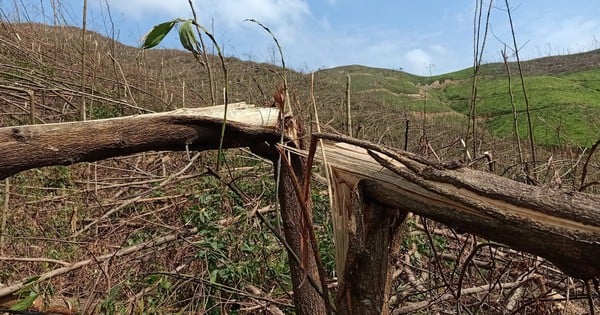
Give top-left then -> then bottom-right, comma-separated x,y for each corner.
3,22 -> 598,149
315,53 -> 600,148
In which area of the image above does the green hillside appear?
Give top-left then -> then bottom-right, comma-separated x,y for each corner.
316,51 -> 600,148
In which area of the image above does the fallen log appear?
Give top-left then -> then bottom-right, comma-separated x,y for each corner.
2,105 -> 598,314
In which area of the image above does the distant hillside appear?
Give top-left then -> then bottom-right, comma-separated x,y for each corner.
1,22 -> 598,149
316,54 -> 600,148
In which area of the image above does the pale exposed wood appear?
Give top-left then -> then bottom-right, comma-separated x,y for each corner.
2,104 -> 598,314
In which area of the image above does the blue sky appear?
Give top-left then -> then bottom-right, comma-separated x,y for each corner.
4,0 -> 600,75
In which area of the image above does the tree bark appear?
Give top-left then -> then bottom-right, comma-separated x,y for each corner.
309,135 -> 600,281
0,103 -> 280,179
0,103 -> 329,314
277,154 -> 328,315
272,113 -> 329,315
2,106 -> 598,314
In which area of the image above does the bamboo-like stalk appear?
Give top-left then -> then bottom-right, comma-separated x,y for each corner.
28,90 -> 35,124
346,74 -> 352,137
504,0 -> 536,169
466,0 -> 493,158
502,48 -> 524,165
80,0 -> 88,121
0,178 -> 8,256
187,0 -> 216,106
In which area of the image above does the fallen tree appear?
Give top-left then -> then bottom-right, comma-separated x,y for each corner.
1,104 -> 598,314
293,134 -> 600,314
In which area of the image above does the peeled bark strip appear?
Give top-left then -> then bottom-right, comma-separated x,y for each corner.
0,103 -> 280,179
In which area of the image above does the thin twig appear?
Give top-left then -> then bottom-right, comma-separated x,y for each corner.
72,152 -> 204,237
187,0 -> 216,106
0,178 -> 8,256
505,0 -> 536,168
580,139 -> 600,191
0,256 -> 70,266
502,46 -> 525,165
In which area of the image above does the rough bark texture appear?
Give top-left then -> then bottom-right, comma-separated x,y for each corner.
3,106 -> 598,314
0,104 -> 329,314
335,180 -> 407,315
271,113 -> 328,315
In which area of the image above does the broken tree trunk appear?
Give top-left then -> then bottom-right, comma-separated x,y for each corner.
290,133 -> 600,314
276,153 -> 329,315
3,104 -> 599,314
331,179 -> 407,314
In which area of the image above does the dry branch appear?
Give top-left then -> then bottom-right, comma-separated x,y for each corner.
392,276 -> 537,314
2,104 -> 598,314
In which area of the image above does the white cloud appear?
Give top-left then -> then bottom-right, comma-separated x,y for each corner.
429,44 -> 447,54
403,49 -> 433,75
487,9 -> 600,61
100,0 -> 313,59
197,0 -> 310,30
279,24 -> 459,75
103,0 -> 188,18
90,0 -> 468,75
531,16 -> 600,54
104,0 -> 310,41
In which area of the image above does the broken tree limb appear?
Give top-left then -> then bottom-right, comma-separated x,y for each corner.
284,133 -> 600,313
0,103 -> 330,314
0,103 -> 280,180
298,133 -> 600,281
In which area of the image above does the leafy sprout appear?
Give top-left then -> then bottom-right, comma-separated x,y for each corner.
141,18 -> 229,170
142,19 -> 184,49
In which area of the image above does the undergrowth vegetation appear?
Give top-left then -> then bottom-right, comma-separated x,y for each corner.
0,1 -> 598,314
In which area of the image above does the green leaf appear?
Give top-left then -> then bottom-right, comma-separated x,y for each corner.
10,291 -> 39,311
15,276 -> 40,295
142,19 -> 183,49
178,19 -> 198,54
209,269 -> 219,283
